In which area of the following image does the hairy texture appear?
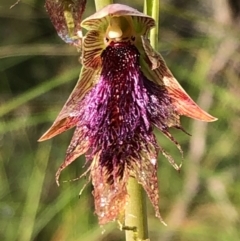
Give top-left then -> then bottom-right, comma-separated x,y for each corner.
58,42 -> 178,224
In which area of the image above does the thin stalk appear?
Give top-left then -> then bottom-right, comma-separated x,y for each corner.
94,0 -> 113,11
125,177 -> 149,241
144,0 -> 160,50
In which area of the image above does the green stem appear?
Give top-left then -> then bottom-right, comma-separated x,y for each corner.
125,177 -> 149,241
144,0 -> 160,49
94,0 -> 113,11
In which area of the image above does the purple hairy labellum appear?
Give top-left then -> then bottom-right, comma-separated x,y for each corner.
40,3 -> 217,225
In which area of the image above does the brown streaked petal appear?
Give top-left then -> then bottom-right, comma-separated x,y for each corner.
38,67 -> 100,141
81,4 -> 155,33
91,153 -> 129,225
82,30 -> 105,69
45,0 -> 86,48
38,116 -> 78,142
164,81 -> 217,122
141,37 -> 217,122
55,126 -> 90,185
132,143 -> 166,225
131,15 -> 155,36
81,16 -> 110,31
140,36 -> 161,70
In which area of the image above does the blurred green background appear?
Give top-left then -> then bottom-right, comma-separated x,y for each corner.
1,0 -> 240,240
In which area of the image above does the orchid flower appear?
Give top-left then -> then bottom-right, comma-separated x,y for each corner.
40,2 -> 217,225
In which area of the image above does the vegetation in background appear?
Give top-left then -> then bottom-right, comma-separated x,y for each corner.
0,0 -> 240,240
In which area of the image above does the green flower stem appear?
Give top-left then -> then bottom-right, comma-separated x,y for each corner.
125,177 -> 149,241
144,0 -> 160,50
94,0 -> 113,11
